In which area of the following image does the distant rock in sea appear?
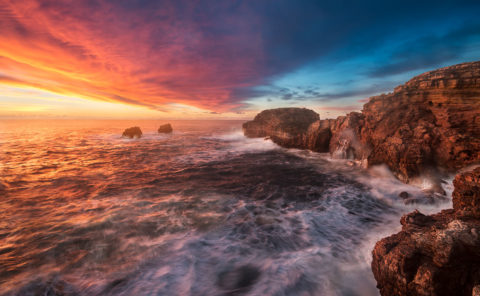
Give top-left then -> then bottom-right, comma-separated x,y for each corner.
372,167 -> 480,296
122,126 -> 142,138
158,123 -> 173,134
243,61 -> 480,183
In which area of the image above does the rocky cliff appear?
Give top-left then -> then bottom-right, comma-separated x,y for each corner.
360,61 -> 480,182
242,108 -> 332,152
243,61 -> 480,182
371,167 -> 480,296
243,61 -> 480,295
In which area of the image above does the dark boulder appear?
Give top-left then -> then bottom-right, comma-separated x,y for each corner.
122,126 -> 142,139
158,123 -> 173,134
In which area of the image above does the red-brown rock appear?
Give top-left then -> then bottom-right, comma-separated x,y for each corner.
243,61 -> 480,182
242,108 -> 332,152
328,111 -> 368,160
453,167 -> 480,218
361,61 -> 480,182
371,168 -> 480,296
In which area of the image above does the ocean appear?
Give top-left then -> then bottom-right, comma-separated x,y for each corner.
0,120 -> 453,296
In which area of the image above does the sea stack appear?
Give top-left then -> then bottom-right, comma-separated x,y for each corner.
158,123 -> 173,134
242,107 -> 332,152
371,167 -> 480,296
122,126 -> 142,138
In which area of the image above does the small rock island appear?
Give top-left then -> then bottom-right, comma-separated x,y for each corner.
158,123 -> 173,134
122,126 -> 143,138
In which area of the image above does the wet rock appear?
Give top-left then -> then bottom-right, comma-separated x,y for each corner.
158,123 -> 173,134
217,265 -> 261,295
372,168 -> 480,296
242,108 -> 331,152
329,112 -> 368,160
398,191 -> 410,199
122,126 -> 142,139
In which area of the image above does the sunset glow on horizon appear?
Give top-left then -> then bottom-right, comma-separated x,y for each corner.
1,0 -> 479,119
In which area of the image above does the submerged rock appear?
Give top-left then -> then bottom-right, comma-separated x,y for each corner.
158,123 -> 173,134
372,168 -> 480,296
122,126 -> 142,138
217,265 -> 261,295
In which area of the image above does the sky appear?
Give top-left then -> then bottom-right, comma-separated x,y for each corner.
0,0 -> 479,119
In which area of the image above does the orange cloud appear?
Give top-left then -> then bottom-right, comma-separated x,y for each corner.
0,0 -> 266,116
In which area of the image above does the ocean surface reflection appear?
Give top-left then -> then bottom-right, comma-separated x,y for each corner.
0,120 -> 451,295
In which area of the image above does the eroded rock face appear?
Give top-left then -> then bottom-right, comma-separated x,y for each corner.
453,168 -> 480,218
122,126 -> 142,138
158,123 -> 173,134
360,61 -> 480,181
242,108 -> 332,152
243,61 -> 480,182
372,168 -> 480,296
328,112 -> 368,160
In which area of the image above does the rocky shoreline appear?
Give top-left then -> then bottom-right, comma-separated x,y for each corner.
243,61 -> 480,295
372,168 -> 480,296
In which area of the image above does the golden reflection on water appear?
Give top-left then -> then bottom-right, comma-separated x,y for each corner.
0,120 -> 244,294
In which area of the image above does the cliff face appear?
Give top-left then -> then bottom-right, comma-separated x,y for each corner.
360,61 -> 480,182
371,168 -> 480,296
243,61 -> 480,182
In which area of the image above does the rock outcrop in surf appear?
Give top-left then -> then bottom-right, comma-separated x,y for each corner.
122,126 -> 143,138
242,108 -> 332,152
158,123 -> 173,134
371,167 -> 480,296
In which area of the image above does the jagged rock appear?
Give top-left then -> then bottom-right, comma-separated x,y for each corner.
361,61 -> 480,182
329,111 -> 368,159
372,168 -> 480,296
242,108 -> 332,152
305,119 -> 333,152
244,61 -> 480,182
158,123 -> 173,134
122,126 -> 142,139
